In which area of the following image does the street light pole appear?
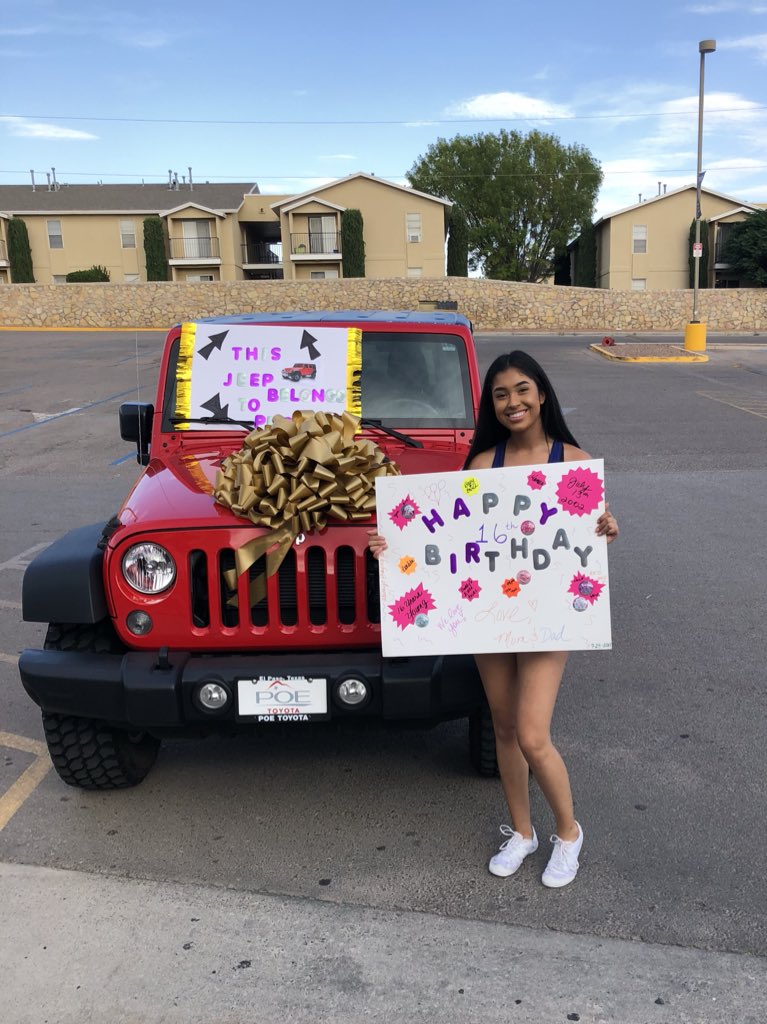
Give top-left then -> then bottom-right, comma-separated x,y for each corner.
685,38 -> 716,352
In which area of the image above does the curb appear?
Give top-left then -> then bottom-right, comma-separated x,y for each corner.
589,343 -> 709,363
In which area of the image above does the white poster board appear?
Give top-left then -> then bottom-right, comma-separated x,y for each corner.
174,322 -> 360,430
375,460 -> 612,656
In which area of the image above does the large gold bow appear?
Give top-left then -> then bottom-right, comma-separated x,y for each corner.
214,410 -> 400,603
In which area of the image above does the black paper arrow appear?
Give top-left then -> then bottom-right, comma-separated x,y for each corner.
300,330 -> 321,360
200,393 -> 230,420
198,330 -> 229,361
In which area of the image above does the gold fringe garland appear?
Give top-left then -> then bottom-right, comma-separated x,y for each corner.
345,327 -> 362,417
174,321 -> 197,431
214,410 -> 400,604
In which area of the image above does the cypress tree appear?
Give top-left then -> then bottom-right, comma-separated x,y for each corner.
144,216 -> 169,281
574,221 -> 596,287
341,209 -> 365,278
8,216 -> 35,283
447,206 -> 469,276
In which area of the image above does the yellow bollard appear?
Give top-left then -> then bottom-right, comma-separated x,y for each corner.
684,322 -> 707,351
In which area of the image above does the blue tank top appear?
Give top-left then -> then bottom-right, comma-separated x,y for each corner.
492,438 -> 564,468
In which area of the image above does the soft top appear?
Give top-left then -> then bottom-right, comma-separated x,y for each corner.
185,310 -> 471,329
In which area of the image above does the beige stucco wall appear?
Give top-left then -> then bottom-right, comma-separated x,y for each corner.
1,278 -> 765,332
597,190 -> 749,291
14,213 -> 145,284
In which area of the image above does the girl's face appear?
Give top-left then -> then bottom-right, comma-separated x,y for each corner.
491,367 -> 545,433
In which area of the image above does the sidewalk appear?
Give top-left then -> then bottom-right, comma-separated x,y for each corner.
2,861 -> 764,1024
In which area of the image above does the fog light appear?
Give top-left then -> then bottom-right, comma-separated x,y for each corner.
197,682 -> 229,711
336,677 -> 369,707
126,610 -> 153,635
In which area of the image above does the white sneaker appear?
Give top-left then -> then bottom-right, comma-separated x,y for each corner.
542,822 -> 584,888
488,825 -> 538,877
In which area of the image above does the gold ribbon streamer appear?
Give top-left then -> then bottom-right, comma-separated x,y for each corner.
214,410 -> 400,604
174,322 -> 197,431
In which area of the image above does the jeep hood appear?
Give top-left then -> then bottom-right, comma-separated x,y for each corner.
118,442 -> 470,531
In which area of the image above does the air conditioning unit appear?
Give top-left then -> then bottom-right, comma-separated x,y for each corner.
408,234 -> 420,243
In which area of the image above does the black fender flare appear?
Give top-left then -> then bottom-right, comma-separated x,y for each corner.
22,522 -> 108,624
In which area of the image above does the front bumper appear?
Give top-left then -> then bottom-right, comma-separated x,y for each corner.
18,648 -> 482,732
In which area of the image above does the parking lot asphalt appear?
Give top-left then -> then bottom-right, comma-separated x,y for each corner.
1,328 -> 766,1022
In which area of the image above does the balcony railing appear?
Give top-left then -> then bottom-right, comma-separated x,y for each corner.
168,236 -> 220,260
242,242 -> 283,265
0,238 -> 7,261
290,232 -> 341,256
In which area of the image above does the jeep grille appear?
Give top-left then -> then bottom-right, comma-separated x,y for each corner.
185,539 -> 381,648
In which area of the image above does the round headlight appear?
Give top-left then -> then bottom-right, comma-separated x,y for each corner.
122,543 -> 176,594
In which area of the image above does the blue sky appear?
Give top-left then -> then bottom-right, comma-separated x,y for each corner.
1,0 -> 766,217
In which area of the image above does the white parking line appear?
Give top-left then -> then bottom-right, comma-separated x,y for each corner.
0,653 -> 19,665
0,543 -> 50,572
0,599 -> 22,610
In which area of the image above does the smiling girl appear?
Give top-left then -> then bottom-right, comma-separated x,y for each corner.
369,350 -> 618,888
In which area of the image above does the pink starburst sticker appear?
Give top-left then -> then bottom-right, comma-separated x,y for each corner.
388,583 -> 437,630
459,578 -> 482,602
556,467 -> 604,518
527,470 -> 546,490
388,494 -> 421,531
568,573 -> 604,605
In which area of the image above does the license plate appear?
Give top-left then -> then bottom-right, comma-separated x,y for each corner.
237,675 -> 328,721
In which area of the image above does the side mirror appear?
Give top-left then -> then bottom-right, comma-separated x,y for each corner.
119,402 -> 154,466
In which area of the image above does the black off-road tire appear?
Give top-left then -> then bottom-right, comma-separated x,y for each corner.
41,621 -> 160,789
469,700 -> 498,777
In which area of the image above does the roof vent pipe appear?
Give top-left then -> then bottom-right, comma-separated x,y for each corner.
189,166 -> 193,191
638,193 -> 642,203
30,169 -> 36,191
46,172 -> 51,191
663,184 -> 667,194
168,169 -> 173,189
658,181 -> 662,196
52,166 -> 58,190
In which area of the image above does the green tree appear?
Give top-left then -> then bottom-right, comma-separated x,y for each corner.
341,209 -> 365,277
8,216 -> 35,282
721,210 -> 767,286
407,129 -> 602,281
573,221 -> 597,287
446,205 -> 469,276
688,219 -> 711,289
66,265 -> 110,282
143,216 -> 169,281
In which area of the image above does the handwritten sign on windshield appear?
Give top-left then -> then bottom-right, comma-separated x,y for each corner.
375,460 -> 611,656
174,322 -> 361,429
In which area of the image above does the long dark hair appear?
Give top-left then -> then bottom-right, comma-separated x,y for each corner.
464,351 -> 579,468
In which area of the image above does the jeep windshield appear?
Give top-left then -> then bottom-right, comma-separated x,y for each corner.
160,329 -> 475,432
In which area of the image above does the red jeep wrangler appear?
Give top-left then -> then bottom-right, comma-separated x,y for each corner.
19,311 -> 496,789
281,362 -> 317,381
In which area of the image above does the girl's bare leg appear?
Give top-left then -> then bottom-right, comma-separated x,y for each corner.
514,651 -> 578,841
474,652 -> 533,838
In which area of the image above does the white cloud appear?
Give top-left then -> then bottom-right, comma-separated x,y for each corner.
0,116 -> 97,140
686,2 -> 767,10
444,92 -> 571,122
720,33 -> 767,62
0,26 -> 43,36
317,154 -> 357,161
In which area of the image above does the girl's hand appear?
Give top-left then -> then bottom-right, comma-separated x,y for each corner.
596,502 -> 619,544
367,530 -> 388,560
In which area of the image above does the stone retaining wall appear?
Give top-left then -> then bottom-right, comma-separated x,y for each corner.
1,278 -> 765,332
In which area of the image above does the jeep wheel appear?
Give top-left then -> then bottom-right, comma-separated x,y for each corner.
290,372 -> 301,382
469,700 -> 498,777
41,621 -> 160,789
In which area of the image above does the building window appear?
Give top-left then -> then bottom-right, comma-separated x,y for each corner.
52,274 -> 67,284
631,278 -> 646,291
185,273 -> 214,282
310,269 -> 339,279
406,213 -> 422,243
181,220 -> 213,258
406,267 -> 422,278
47,220 -> 63,249
124,273 -> 140,283
120,219 -> 136,248
632,225 -> 647,254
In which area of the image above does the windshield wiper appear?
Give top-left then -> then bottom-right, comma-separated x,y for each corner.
171,416 -> 254,429
361,418 -> 423,448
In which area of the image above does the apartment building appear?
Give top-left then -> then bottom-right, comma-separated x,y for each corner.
0,172 -> 451,285
579,184 -> 764,291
